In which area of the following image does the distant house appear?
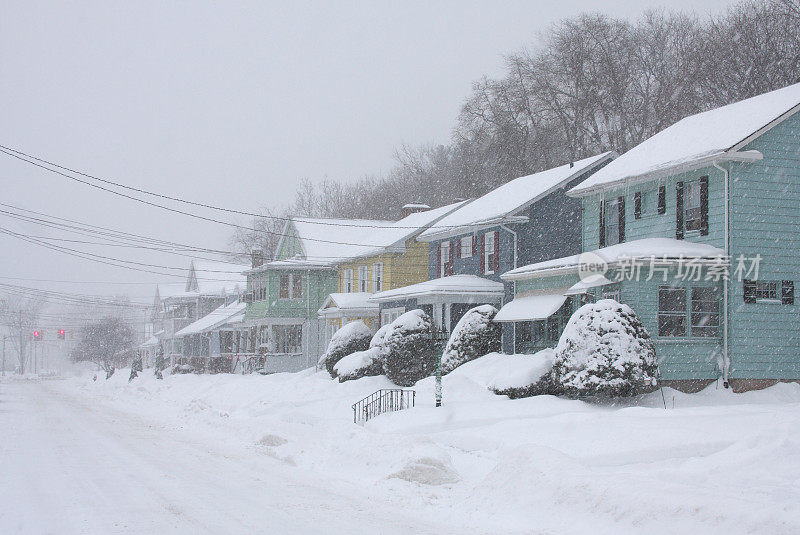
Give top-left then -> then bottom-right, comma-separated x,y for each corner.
371,152 -> 615,348
501,82 -> 800,392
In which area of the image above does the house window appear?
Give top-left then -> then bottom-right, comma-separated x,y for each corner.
343,269 -> 353,293
691,287 -> 719,337
272,325 -> 302,354
279,273 -> 302,299
381,307 -> 404,326
373,263 -> 383,292
658,287 -> 687,337
604,198 -> 621,246
440,241 -> 452,277
684,180 -> 702,232
358,266 -> 368,292
484,232 -> 495,274
460,236 -> 473,258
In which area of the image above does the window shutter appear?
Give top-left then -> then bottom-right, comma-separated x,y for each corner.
493,231 -> 500,272
448,240 -> 454,276
743,279 -> 756,304
437,243 -> 442,278
455,238 -> 461,259
618,196 -> 625,244
599,201 -> 606,248
700,175 -> 709,236
676,182 -> 684,240
479,235 -> 485,273
658,185 -> 666,215
634,192 -> 642,220
782,280 -> 794,305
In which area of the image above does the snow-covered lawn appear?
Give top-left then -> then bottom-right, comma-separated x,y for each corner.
4,365 -> 800,534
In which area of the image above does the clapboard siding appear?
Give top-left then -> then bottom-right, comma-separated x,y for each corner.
728,111 -> 800,379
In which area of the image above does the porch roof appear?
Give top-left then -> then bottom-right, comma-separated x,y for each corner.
502,238 -> 726,281
173,301 -> 246,337
494,293 -> 568,322
369,274 -> 504,303
318,292 -> 379,317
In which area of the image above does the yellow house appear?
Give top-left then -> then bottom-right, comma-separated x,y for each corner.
318,202 -> 467,344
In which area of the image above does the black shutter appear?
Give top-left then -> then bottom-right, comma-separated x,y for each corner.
599,200 -> 606,247
658,185 -> 666,215
743,279 -> 756,304
700,175 -> 709,236
782,280 -> 794,305
618,196 -> 625,244
634,192 -> 642,219
676,181 -> 684,240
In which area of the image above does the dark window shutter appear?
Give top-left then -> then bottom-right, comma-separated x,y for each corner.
480,234 -> 485,273
472,234 -> 477,255
676,182 -> 684,240
700,175 -> 709,236
743,279 -> 756,304
455,238 -> 461,259
618,196 -> 625,244
634,192 -> 642,219
658,185 -> 666,215
493,231 -> 500,272
448,240 -> 454,275
437,243 -> 442,278
782,280 -> 794,305
599,201 -> 606,247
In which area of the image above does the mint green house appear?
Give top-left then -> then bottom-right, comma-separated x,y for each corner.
500,82 -> 800,392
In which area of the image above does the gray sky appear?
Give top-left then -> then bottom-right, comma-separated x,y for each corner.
1,0 -> 734,320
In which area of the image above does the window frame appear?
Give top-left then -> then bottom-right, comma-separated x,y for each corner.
684,180 -> 702,232
279,273 -> 302,299
373,262 -> 383,293
460,236 -> 473,258
343,269 -> 353,293
604,198 -> 621,246
754,280 -> 780,303
484,232 -> 496,275
272,324 -> 303,354
440,241 -> 451,278
690,286 -> 720,337
357,265 -> 368,292
658,286 -> 687,337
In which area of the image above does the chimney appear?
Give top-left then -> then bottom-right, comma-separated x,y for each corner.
251,247 -> 264,269
570,161 -> 574,168
401,203 -> 431,218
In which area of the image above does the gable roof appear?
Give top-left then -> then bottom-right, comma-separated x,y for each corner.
569,82 -> 800,197
267,201 -> 468,270
418,152 -> 614,241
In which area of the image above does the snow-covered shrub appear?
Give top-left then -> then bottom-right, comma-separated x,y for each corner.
334,323 -> 392,382
128,354 -> 143,382
154,346 -> 165,379
487,349 -> 556,399
551,299 -> 657,398
382,309 -> 437,387
322,320 -> 373,377
441,305 -> 501,374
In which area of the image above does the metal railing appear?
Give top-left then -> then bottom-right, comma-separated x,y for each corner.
228,353 -> 261,374
352,389 -> 415,424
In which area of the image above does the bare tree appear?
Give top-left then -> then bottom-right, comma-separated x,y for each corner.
0,295 -> 45,374
70,316 -> 136,379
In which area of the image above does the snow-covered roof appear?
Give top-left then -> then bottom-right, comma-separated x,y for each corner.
318,292 -> 379,315
139,335 -> 160,348
265,201 -> 468,269
188,260 -> 248,295
494,293 -> 568,322
370,275 -> 505,303
569,82 -> 800,196
174,301 -> 246,337
502,238 -> 726,281
418,153 -> 614,241
156,282 -> 191,301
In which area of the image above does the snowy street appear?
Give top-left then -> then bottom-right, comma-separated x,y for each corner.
4,370 -> 800,535
0,379 -> 452,535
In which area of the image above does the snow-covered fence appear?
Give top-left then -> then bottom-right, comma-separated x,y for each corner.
352,389 -> 415,424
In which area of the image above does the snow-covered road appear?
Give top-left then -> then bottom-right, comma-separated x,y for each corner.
0,380 -> 455,535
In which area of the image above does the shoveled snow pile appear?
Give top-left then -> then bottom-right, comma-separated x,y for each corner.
321,320 -> 373,377
444,350 -> 554,393
334,324 -> 392,382
553,299 -> 657,397
441,305 -> 501,374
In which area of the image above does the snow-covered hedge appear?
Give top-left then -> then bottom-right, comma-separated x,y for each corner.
551,299 -> 657,398
382,309 -> 437,387
441,305 -> 501,374
321,320 -> 373,377
487,350 -> 556,398
334,324 -> 392,382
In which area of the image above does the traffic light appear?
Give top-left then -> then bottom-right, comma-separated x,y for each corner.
32,330 -> 42,341
58,329 -> 66,340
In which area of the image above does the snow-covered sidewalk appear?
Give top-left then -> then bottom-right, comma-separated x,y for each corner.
4,368 -> 800,534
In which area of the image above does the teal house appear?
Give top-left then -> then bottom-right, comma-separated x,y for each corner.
499,82 -> 800,392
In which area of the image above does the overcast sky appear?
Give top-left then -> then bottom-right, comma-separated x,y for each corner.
1,0 -> 735,324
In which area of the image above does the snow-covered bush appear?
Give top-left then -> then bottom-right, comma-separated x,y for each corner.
128,354 -> 143,382
334,324 -> 392,382
487,349 -> 556,399
551,299 -> 657,398
154,346 -> 165,379
441,305 -> 501,374
382,309 -> 437,387
321,320 -> 373,377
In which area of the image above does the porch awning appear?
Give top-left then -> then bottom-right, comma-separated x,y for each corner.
564,275 -> 615,295
494,294 -> 568,322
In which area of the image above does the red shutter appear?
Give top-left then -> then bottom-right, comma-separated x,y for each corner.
437,243 -> 442,278
455,238 -> 461,259
479,234 -> 485,273
493,231 -> 500,272
448,241 -> 454,275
